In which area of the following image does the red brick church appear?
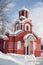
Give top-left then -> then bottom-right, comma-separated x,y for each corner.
0,8 -> 41,57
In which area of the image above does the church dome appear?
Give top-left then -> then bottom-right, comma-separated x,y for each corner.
19,7 -> 29,12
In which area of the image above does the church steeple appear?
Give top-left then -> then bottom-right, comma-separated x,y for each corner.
15,7 -> 32,32
19,7 -> 29,18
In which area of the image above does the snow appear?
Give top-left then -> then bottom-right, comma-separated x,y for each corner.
0,52 -> 37,65
23,33 -> 36,40
16,19 -> 22,23
16,18 -> 32,24
0,52 -> 18,65
22,18 -> 32,23
5,27 -> 22,36
14,30 -> 22,35
39,61 -> 43,65
20,16 -> 26,19
0,35 -> 8,40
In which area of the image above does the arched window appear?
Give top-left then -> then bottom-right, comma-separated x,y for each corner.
17,41 -> 21,50
26,11 -> 28,17
25,24 -> 30,31
16,24 -> 19,30
21,24 -> 22,30
22,11 -> 24,16
26,26 -> 29,30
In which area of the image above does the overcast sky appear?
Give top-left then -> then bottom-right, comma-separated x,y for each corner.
1,0 -> 43,39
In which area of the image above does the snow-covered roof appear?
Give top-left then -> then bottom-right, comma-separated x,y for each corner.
23,33 -> 36,40
16,18 -> 32,24
14,30 -> 22,35
0,35 -> 8,40
20,16 -> 26,19
5,28 -> 22,36
9,30 -> 22,36
19,7 -> 29,12
22,18 -> 32,23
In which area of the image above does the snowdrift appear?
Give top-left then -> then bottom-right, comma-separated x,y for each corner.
0,52 -> 43,65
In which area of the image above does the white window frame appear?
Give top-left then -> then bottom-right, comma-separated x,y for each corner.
25,24 -> 30,31
20,23 -> 23,30
17,41 -> 21,50
16,24 -> 19,30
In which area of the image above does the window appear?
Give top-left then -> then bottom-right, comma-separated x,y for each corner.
16,24 -> 18,30
26,26 -> 29,30
41,45 -> 43,52
26,11 -> 28,17
25,24 -> 30,31
22,11 -> 24,16
21,24 -> 22,30
41,45 -> 43,50
24,40 -> 30,55
17,41 -> 21,50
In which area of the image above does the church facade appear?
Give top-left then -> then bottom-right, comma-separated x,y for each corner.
0,8 -> 41,57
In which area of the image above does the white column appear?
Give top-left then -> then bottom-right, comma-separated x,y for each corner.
3,41 -> 5,49
33,41 -> 36,55
28,41 -> 30,55
17,41 -> 21,50
25,47 -> 27,55
24,40 -> 28,55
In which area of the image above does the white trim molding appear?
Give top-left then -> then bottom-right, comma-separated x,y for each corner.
25,24 -> 30,31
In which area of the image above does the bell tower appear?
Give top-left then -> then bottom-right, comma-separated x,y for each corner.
19,7 -> 29,18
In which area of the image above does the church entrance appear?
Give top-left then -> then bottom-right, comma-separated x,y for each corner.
24,46 -> 29,55
24,40 -> 30,55
24,34 -> 35,55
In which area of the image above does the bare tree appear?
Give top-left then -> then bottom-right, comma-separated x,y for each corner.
0,0 -> 11,34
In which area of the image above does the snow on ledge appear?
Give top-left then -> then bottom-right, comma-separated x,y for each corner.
14,30 -> 22,35
9,30 -> 23,36
16,18 -> 32,24
20,16 -> 26,19
0,35 -> 8,40
22,18 -> 32,23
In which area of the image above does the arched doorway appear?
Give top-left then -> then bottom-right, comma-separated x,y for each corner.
23,34 -> 36,55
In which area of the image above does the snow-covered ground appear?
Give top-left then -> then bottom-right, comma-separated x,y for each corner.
0,52 -> 43,65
